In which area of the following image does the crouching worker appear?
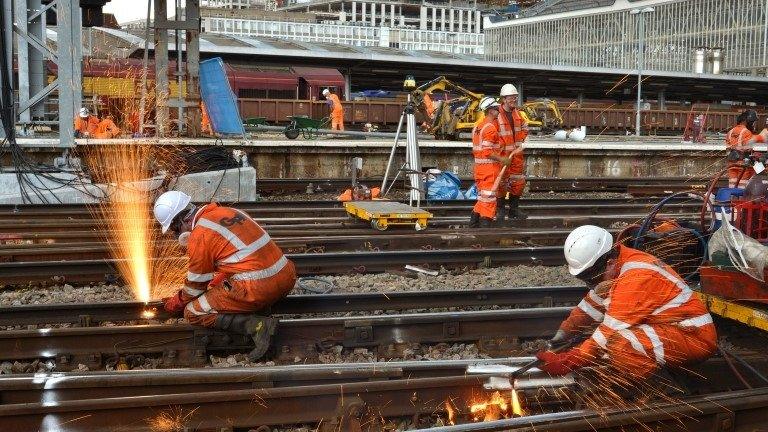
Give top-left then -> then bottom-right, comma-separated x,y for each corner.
537,225 -> 717,380
154,191 -> 296,360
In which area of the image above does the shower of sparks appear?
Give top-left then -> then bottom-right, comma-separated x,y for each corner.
146,406 -> 198,432
86,144 -> 188,302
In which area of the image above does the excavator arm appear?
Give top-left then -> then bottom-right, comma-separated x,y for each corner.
411,76 -> 485,140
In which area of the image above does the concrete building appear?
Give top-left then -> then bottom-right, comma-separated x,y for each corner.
202,0 -> 486,54
485,0 -> 768,77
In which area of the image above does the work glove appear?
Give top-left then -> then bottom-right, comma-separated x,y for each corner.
536,349 -> 585,376
163,291 -> 186,315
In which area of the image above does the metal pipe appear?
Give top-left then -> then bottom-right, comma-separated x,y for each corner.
635,11 -> 644,137
138,0 -> 151,135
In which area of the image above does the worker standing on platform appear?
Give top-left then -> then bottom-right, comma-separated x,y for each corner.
497,84 -> 529,222
537,225 -> 717,380
93,115 -> 121,139
154,191 -> 296,361
470,97 -> 509,228
323,88 -> 345,131
74,107 -> 100,138
726,110 -> 768,188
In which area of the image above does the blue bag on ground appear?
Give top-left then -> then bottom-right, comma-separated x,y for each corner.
463,184 -> 478,200
200,57 -> 245,135
426,171 -> 462,200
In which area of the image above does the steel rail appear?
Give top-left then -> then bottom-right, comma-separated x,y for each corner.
0,286 -> 586,326
0,307 -> 571,367
0,200 -> 700,220
0,245 -> 568,284
413,387 -> 768,432
0,357 -> 535,403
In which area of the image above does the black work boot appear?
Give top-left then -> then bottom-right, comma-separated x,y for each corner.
495,196 -> 507,224
479,217 -> 494,228
507,196 -> 528,220
468,211 -> 480,228
215,314 -> 278,361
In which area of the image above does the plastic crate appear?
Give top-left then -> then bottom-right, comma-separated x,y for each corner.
732,199 -> 768,242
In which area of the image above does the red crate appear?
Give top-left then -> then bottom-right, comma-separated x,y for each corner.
732,200 -> 768,242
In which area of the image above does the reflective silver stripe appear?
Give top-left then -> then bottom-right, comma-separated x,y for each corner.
619,261 -> 692,316
185,301 -> 207,316
183,286 -> 205,296
198,218 -> 247,249
639,324 -> 665,365
220,233 -> 272,264
618,329 -> 648,357
592,328 -> 608,349
678,313 -> 713,327
477,195 -> 496,203
479,189 -> 496,197
588,289 -> 604,306
187,272 -> 214,282
578,299 -> 604,321
603,297 -> 611,307
480,140 -> 499,149
603,313 -> 631,331
231,255 -> 289,281
197,294 -> 217,313
474,158 -> 497,164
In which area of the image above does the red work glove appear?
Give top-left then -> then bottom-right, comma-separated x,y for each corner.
163,291 -> 186,315
536,349 -> 586,376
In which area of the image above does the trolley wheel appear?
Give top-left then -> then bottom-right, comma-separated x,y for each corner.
371,219 -> 388,231
284,125 -> 300,140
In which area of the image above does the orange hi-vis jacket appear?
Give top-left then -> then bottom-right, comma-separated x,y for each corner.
496,105 -> 528,197
567,245 -> 716,377
726,124 -> 766,188
183,203 -> 290,296
94,118 -> 121,139
74,115 -> 99,136
327,94 -> 343,116
472,118 -> 502,218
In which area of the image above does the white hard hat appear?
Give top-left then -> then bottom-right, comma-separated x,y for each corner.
478,96 -> 500,112
153,191 -> 192,234
500,84 -> 519,97
322,89 -> 330,96
79,107 -> 89,118
554,130 -> 568,140
563,225 -> 613,276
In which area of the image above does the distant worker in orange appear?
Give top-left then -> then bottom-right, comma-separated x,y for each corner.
322,88 -> 344,131
74,107 -> 100,138
497,84 -> 529,222
725,109 -> 768,188
154,191 -> 297,360
536,225 -> 717,380
93,115 -> 121,139
470,97 -> 510,228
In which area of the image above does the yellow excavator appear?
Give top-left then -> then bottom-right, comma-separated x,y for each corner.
411,76 -> 563,139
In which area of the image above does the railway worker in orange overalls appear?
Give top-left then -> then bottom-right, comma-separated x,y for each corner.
470,97 -> 510,228
74,107 -> 100,138
496,84 -> 529,223
322,88 -> 345,131
726,110 -> 768,188
93,115 -> 121,139
154,191 -> 297,360
537,225 -> 717,380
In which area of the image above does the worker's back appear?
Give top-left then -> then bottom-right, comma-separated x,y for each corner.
188,203 -> 287,277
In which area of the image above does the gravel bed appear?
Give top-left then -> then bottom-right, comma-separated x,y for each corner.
260,191 -> 628,201
0,266 -> 578,305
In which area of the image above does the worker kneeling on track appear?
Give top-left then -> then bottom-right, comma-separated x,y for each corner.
537,225 -> 717,380
154,191 -> 297,361
470,97 -> 510,228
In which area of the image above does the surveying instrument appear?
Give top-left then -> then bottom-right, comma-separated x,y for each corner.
343,75 -> 432,231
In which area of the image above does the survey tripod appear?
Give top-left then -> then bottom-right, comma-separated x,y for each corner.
380,91 -> 424,207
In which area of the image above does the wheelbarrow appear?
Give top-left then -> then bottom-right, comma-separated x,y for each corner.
243,117 -> 268,130
284,115 -> 330,140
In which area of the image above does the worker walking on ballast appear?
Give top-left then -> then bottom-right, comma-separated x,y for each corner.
154,191 -> 296,360
470,97 -> 511,228
323,88 -> 345,131
497,84 -> 529,223
537,225 -> 717,380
